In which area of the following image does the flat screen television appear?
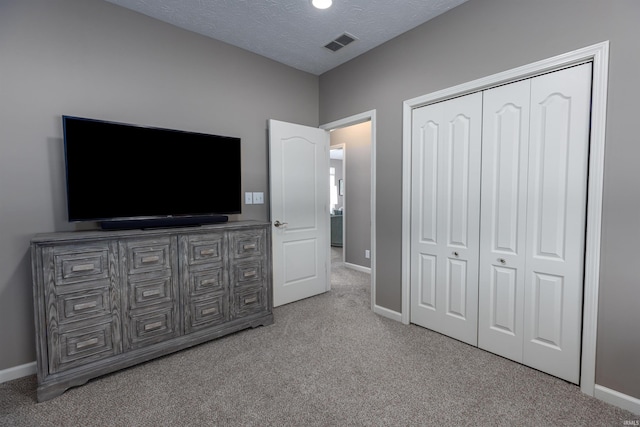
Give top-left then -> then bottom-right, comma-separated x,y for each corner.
62,115 -> 241,229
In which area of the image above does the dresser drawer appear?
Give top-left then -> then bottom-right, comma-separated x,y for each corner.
188,267 -> 225,295
230,230 -> 265,259
232,260 -> 264,286
127,274 -> 174,310
126,307 -> 179,349
186,294 -> 229,333
186,234 -> 224,265
49,320 -> 118,374
122,238 -> 172,275
56,288 -> 111,324
54,248 -> 110,286
232,285 -> 267,319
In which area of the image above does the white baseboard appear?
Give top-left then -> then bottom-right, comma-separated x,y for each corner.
595,384 -> 640,416
0,361 -> 36,384
373,304 -> 402,322
344,262 -> 371,274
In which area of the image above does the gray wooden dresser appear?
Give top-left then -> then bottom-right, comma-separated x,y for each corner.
30,221 -> 272,402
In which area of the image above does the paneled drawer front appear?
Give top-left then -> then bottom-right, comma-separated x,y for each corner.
123,238 -> 172,274
186,294 -> 229,333
55,248 -> 109,287
127,274 -> 173,310
230,230 -> 265,260
128,307 -> 179,349
58,289 -> 110,324
190,267 -> 224,295
188,234 -> 224,265
50,320 -> 117,374
233,260 -> 263,286
232,285 -> 266,319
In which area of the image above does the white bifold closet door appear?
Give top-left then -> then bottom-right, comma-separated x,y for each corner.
521,64 -> 591,383
478,64 -> 591,384
477,78 -> 531,363
410,92 -> 482,346
412,63 -> 592,384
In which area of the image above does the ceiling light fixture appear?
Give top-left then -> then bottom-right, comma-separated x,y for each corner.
312,0 -> 332,10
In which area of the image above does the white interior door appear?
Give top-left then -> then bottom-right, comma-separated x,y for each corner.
410,92 -> 482,346
478,79 -> 531,361
269,119 -> 330,307
522,63 -> 592,383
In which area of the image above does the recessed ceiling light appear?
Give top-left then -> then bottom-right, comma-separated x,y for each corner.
312,0 -> 332,10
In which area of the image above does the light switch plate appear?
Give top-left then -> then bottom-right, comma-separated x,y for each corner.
245,192 -> 253,205
252,192 -> 264,204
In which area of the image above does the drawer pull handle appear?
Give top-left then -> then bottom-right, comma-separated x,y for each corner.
243,244 -> 257,250
201,307 -> 218,316
201,279 -> 217,286
71,263 -> 95,272
144,321 -> 163,331
141,255 -> 160,264
243,270 -> 257,278
244,296 -> 258,304
142,289 -> 161,297
73,301 -> 97,311
76,337 -> 99,349
200,249 -> 215,256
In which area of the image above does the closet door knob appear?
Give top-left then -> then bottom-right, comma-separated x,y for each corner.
498,258 -> 506,265
453,251 -> 459,257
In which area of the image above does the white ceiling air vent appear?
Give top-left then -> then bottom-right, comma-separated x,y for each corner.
324,33 -> 357,52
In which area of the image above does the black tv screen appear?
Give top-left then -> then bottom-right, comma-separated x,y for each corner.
63,115 -> 241,226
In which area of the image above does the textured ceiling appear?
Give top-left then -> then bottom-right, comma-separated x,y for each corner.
103,0 -> 469,75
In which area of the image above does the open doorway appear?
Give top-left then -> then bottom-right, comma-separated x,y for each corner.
330,145 -> 345,267
328,122 -> 372,274
321,110 -> 376,311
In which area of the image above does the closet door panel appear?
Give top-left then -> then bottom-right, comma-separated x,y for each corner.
419,120 -> 439,245
411,92 -> 482,346
531,94 -> 571,260
446,113 -> 474,248
441,97 -> 481,336
411,102 -> 443,328
523,63 -> 592,384
478,79 -> 530,362
530,272 -> 564,347
447,258 -> 468,319
489,266 -> 518,332
417,254 -> 437,309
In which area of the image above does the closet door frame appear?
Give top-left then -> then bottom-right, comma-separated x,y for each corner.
401,41 -> 609,397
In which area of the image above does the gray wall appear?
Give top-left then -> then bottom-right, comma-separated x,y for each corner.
319,0 -> 640,399
329,157 -> 344,211
0,0 -> 318,371
330,123 -> 371,269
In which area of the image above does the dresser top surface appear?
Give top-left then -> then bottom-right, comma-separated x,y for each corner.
31,220 -> 270,244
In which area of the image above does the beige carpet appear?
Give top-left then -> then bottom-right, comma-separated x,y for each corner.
0,259 -> 636,426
